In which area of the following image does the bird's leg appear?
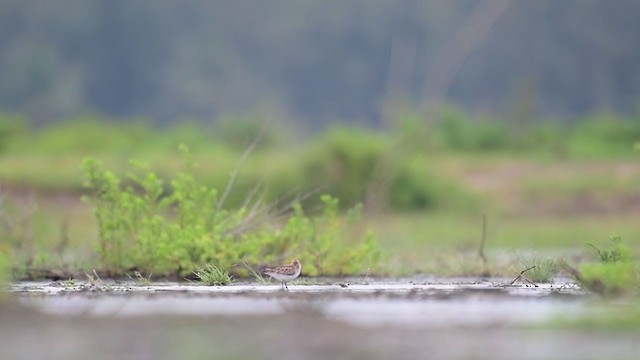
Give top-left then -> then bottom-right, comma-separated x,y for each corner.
284,282 -> 288,290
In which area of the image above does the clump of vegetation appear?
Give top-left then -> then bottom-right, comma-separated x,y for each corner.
433,107 -> 514,151
3,113 -> 639,210
0,191 -> 49,278
127,271 -> 153,286
514,251 -> 558,283
81,144 -> 381,278
301,125 -> 475,211
85,269 -> 103,287
578,262 -> 637,295
585,236 -> 631,263
237,258 -> 267,284
565,236 -> 639,296
272,195 -> 382,276
192,264 -> 233,286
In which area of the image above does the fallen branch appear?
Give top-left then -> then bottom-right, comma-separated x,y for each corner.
509,265 -> 538,287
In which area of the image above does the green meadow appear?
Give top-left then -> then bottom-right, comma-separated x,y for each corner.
1,110 -> 639,288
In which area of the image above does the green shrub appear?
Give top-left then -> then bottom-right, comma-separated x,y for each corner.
572,237 -> 639,295
268,195 -> 382,276
389,157 -> 475,211
435,108 -> 512,151
516,121 -> 568,156
6,112 -> 640,212
578,262 -> 638,295
302,126 -> 389,206
0,113 -> 27,153
586,236 -> 632,264
81,144 -> 381,277
14,116 -> 154,155
82,145 -> 250,275
568,114 -> 640,157
300,126 -> 473,211
568,139 -> 640,294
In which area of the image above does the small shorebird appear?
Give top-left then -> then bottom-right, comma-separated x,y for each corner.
264,259 -> 301,290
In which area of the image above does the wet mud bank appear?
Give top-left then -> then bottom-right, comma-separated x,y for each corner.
11,277 -> 587,327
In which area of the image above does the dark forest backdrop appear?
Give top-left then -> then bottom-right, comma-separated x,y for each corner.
1,0 -> 640,125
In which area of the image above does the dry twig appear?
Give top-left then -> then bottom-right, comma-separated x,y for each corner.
478,214 -> 487,265
509,265 -> 538,287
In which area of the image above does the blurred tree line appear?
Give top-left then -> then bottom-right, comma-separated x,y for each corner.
1,0 -> 639,125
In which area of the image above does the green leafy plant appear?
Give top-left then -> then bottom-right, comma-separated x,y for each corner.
81,144 -> 382,278
192,264 -> 232,286
267,195 -> 382,276
577,262 -> 638,295
566,237 -> 639,296
585,236 -> 631,264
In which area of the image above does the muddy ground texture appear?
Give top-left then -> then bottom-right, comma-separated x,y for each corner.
2,277 -> 639,360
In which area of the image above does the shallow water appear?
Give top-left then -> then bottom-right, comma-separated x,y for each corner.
5,278 -> 638,360
12,277 -> 586,328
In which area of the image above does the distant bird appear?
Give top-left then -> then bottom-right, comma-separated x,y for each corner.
264,259 -> 302,290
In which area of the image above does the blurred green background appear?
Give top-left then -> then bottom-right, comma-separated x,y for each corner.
1,0 -> 639,278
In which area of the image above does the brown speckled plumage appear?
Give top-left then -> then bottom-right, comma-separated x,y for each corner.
264,259 -> 301,290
